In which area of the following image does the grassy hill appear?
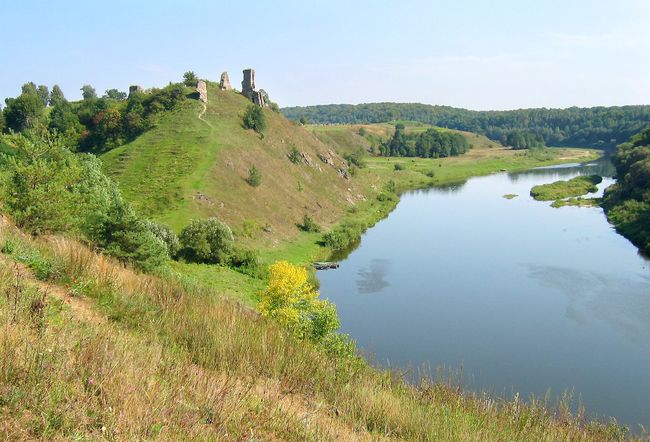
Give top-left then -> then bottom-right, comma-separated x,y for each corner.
101,82 -> 364,245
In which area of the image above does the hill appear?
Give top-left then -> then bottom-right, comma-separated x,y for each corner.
101,82 -> 365,245
282,103 -> 650,149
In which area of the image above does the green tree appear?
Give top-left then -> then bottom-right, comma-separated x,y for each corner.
36,85 -> 49,106
179,218 -> 234,264
49,85 -> 65,107
182,71 -> 198,87
103,89 -> 127,100
144,220 -> 180,258
1,131 -> 82,233
81,84 -> 97,101
3,91 -> 46,132
242,104 -> 266,134
246,165 -> 262,187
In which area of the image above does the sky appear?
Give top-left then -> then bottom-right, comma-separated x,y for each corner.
1,0 -> 649,110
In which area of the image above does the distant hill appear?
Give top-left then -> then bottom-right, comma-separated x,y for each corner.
282,102 -> 650,149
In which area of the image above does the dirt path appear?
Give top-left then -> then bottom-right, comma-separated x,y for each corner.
198,102 -> 213,128
3,257 -> 106,325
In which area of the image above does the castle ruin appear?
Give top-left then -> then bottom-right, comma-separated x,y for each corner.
241,69 -> 265,107
219,72 -> 232,90
196,79 -> 208,103
128,85 -> 143,96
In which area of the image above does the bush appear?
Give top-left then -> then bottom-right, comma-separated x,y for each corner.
86,196 -> 168,272
426,170 -> 435,177
288,146 -> 301,164
322,222 -> 363,251
344,149 -> 366,168
246,165 -> 262,187
394,163 -> 405,171
228,246 -> 264,278
143,220 -> 180,258
258,261 -> 339,343
242,105 -> 266,134
299,214 -> 320,232
179,218 -> 234,264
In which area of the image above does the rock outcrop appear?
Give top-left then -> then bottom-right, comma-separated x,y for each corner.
196,80 -> 208,103
241,69 -> 265,107
219,72 -> 232,90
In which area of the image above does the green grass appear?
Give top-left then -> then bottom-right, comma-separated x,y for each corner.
530,175 -> 603,201
551,197 -> 603,208
503,194 -> 518,199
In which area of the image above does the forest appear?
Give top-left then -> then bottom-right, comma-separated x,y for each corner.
282,103 -> 650,149
603,127 -> 650,254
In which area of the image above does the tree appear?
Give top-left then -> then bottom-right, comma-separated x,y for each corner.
258,261 -> 339,342
299,116 -> 308,125
246,165 -> 262,187
36,85 -> 49,106
182,71 -> 198,87
103,89 -> 127,100
0,107 -> 5,133
49,85 -> 65,106
1,131 -> 83,234
242,104 -> 266,134
179,218 -> 234,263
81,84 -> 97,101
3,91 -> 46,132
143,220 -> 180,258
48,100 -> 82,144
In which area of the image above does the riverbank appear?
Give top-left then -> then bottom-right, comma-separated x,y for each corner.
177,146 -> 602,305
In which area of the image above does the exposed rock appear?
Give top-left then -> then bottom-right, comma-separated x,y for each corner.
196,80 -> 208,103
337,168 -> 350,180
219,72 -> 232,90
128,85 -> 143,96
318,152 -> 335,167
300,152 -> 322,171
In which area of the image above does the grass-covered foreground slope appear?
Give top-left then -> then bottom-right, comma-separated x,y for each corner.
101,82 -> 364,244
0,221 -> 630,441
530,175 -> 603,201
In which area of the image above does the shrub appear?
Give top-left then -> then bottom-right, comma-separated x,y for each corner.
299,214 -> 320,232
288,146 -> 301,164
144,220 -> 180,258
242,105 -> 266,134
426,170 -> 435,177
246,165 -> 262,187
228,246 -> 264,278
344,149 -> 366,168
86,196 -> 168,272
179,218 -> 234,264
394,163 -> 405,171
258,261 -> 339,343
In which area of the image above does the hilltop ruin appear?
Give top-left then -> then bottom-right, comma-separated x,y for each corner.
241,69 -> 265,107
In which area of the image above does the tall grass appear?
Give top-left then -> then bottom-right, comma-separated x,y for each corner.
0,223 -> 632,440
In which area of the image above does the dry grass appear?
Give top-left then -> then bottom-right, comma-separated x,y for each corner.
0,222 -> 634,440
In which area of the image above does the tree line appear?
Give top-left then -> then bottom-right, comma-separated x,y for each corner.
1,80 -> 187,153
380,124 -> 471,158
282,103 -> 650,149
603,127 -> 650,254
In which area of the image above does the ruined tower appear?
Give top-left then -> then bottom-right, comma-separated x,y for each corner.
128,85 -> 143,96
219,72 -> 232,90
241,69 -> 265,107
196,80 -> 208,103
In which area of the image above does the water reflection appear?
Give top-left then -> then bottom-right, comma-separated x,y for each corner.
355,259 -> 391,294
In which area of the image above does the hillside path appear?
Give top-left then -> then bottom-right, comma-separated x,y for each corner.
197,102 -> 213,128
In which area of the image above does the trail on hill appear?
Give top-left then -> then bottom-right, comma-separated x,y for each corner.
197,102 -> 213,128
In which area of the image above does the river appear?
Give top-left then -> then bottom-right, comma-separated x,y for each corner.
318,159 -> 650,429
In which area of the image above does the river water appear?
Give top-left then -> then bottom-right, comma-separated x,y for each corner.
318,159 -> 650,428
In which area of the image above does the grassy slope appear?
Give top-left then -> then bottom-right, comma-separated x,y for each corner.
102,82 -> 364,246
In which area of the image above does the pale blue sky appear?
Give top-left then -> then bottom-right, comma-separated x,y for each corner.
1,0 -> 649,110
